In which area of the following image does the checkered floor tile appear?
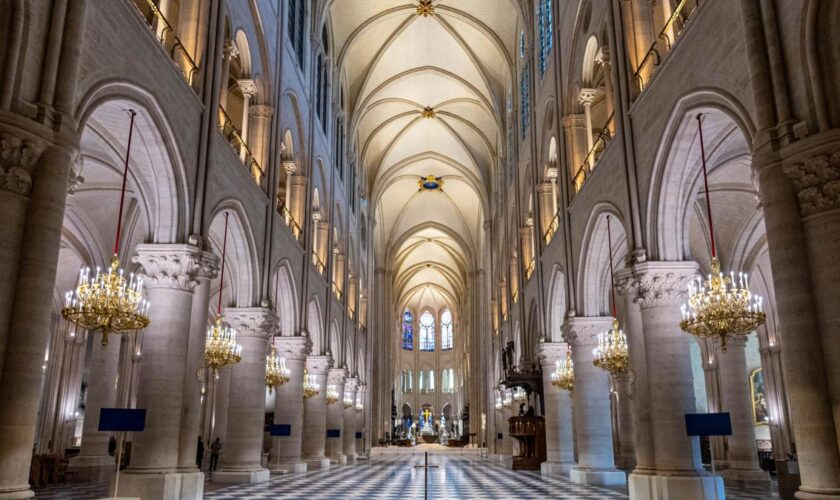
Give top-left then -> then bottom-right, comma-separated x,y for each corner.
34,455 -> 782,499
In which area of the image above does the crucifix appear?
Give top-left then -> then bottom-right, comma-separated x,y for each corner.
413,451 -> 439,500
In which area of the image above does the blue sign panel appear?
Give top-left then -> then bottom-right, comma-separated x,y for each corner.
355,432 -> 363,439
326,429 -> 341,438
98,408 -> 146,432
685,413 -> 732,436
270,424 -> 292,436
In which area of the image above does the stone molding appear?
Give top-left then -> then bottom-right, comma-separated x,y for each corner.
132,244 -> 202,292
275,335 -> 312,361
328,367 -> 348,385
631,261 -> 698,309
613,268 -> 638,299
306,355 -> 333,375
783,150 -> 840,217
249,104 -> 273,118
0,132 -> 40,196
561,316 -> 613,347
538,341 -> 570,366
344,377 -> 358,393
224,307 -> 278,339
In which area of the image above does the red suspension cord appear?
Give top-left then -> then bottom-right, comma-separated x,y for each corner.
606,215 -> 618,320
113,110 -> 137,257
696,114 -> 717,259
217,212 -> 230,315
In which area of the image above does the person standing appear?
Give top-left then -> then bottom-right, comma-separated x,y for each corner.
209,437 -> 222,471
196,436 -> 205,470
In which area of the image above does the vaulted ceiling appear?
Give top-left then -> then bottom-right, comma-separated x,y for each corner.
329,0 -> 519,314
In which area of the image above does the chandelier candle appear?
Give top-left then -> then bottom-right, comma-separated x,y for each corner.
551,348 -> 574,392
265,343 -> 291,393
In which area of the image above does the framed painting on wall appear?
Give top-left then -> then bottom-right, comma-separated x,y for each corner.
750,368 -> 769,425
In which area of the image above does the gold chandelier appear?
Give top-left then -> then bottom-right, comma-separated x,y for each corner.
593,318 -> 630,373
343,392 -> 354,409
679,115 -> 766,351
550,348 -> 574,391
326,384 -> 339,405
592,215 -> 630,373
355,395 -> 364,412
512,387 -> 527,404
303,369 -> 320,399
265,343 -> 290,393
62,110 -> 150,349
204,212 -> 241,372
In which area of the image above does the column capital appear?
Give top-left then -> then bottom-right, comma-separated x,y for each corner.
132,243 -> 202,292
282,160 -> 297,174
538,341 -> 569,366
613,267 -> 638,298
196,251 -> 220,280
274,335 -> 311,360
306,355 -> 333,375
561,316 -> 612,347
224,307 -> 278,339
783,149 -> 840,217
578,88 -> 598,105
223,38 -> 238,58
344,377 -> 358,392
237,79 -> 257,98
249,104 -> 273,118
631,261 -> 698,309
561,113 -> 586,129
328,367 -> 348,385
595,47 -> 610,66
0,132 -> 41,196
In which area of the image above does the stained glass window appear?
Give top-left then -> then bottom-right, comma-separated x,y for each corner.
520,64 -> 530,140
441,308 -> 453,350
402,309 -> 413,350
419,311 -> 435,351
429,370 -> 435,392
538,0 -> 554,76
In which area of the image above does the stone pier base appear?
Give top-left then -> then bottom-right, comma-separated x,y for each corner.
570,467 -> 627,487
116,470 -> 203,500
629,472 -> 724,500
211,468 -> 270,485
541,461 -> 573,477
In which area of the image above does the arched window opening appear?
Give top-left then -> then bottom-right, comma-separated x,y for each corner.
402,308 -> 414,350
520,63 -> 530,140
442,369 -> 455,394
538,0 -> 554,76
419,371 -> 426,393
429,370 -> 435,393
441,308 -> 453,350
419,311 -> 435,351
316,26 -> 330,133
289,0 -> 306,69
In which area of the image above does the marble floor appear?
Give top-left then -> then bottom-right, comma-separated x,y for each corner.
35,455 -> 780,499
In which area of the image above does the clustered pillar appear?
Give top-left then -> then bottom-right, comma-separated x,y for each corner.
302,355 -> 332,470
269,335 -> 310,473
538,342 -> 575,477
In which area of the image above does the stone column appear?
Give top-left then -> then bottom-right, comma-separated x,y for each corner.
237,79 -> 256,164
0,144 -> 73,500
177,252 -> 218,472
68,331 -> 120,481
615,268 -> 655,479
613,371 -> 636,471
717,338 -> 770,487
302,355 -> 332,470
120,244 -> 203,500
562,114 -> 588,190
578,89 -> 598,169
343,377 -> 358,462
355,385 -> 366,457
290,174 -> 307,234
628,261 -> 723,500
248,104 -> 272,169
758,153 -> 840,497
218,40 -> 237,111
213,308 -> 275,484
317,221 -> 330,272
539,342 -> 575,477
562,317 -> 626,487
595,48 -> 615,134
281,161 -> 296,224
537,182 -> 555,242
326,367 -> 347,464
269,335 -> 310,473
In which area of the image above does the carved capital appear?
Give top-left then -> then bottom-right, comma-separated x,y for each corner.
237,79 -> 257,98
344,377 -> 358,392
783,150 -> 840,217
275,335 -> 312,360
538,341 -> 570,366
306,354 -> 333,375
578,88 -> 598,106
595,47 -> 610,66
613,268 -> 639,299
224,307 -> 278,339
632,261 -> 698,309
249,104 -> 273,118
0,133 -> 40,196
196,251 -> 220,280
282,160 -> 297,174
328,367 -> 348,385
561,316 -> 612,347
132,244 -> 202,292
